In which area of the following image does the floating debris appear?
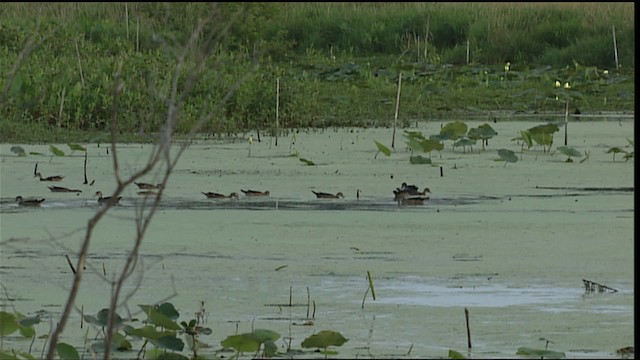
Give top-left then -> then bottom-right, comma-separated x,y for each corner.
582,279 -> 618,293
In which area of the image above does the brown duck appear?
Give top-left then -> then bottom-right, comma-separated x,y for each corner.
393,185 -> 431,201
95,191 -> 122,205
135,182 -> 163,190
241,189 -> 270,197
16,196 -> 45,206
312,191 -> 344,199
398,195 -> 430,206
202,192 -> 239,199
48,186 -> 82,193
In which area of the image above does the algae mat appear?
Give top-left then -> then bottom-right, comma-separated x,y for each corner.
0,120 -> 634,359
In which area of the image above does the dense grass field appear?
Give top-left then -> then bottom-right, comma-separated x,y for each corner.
0,2 -> 635,142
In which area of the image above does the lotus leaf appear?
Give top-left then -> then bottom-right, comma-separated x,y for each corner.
440,121 -> 468,140
301,330 -> 348,349
497,149 -> 518,164
374,140 -> 391,157
221,333 -> 260,353
10,146 -> 26,156
557,146 -> 582,158
49,144 -> 65,157
56,343 -> 80,360
409,155 -> 432,164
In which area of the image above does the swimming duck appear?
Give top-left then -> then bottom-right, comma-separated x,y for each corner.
48,186 -> 82,193
95,191 -> 122,205
35,172 -> 64,182
15,196 -> 45,206
202,192 -> 239,199
393,186 -> 431,201
398,195 -> 430,206
241,189 -> 270,197
135,182 -> 163,190
312,191 -> 344,199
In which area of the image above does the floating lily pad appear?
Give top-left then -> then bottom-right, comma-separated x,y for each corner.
516,346 -> 565,359
557,146 -> 582,159
497,149 -> 518,164
301,330 -> 348,349
10,146 -> 26,156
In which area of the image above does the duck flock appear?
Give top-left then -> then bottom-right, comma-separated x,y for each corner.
16,164 -> 431,207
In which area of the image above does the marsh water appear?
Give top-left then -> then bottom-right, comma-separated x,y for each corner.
0,119 -> 634,359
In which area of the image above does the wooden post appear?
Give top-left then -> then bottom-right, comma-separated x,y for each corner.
464,307 -> 472,349
75,39 -> 84,88
125,3 -> 130,39
136,19 -> 140,52
391,73 -> 402,149
466,39 -> 470,64
612,26 -> 619,70
424,15 -> 430,62
58,87 -> 66,128
564,101 -> 569,145
275,77 -> 279,146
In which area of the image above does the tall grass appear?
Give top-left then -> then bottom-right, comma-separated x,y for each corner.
0,2 -> 634,141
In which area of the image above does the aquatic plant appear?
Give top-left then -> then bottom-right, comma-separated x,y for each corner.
374,139 -> 391,159
221,329 -> 280,359
301,330 -> 348,358
467,123 -> 498,150
556,146 -> 582,163
527,123 -> 560,153
496,149 -> 518,166
606,146 -> 627,162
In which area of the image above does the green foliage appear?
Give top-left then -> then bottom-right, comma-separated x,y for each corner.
409,155 -> 432,165
0,312 -> 19,336
556,146 -> 582,162
374,140 -> 391,158
440,121 -> 468,141
467,123 -> 497,150
49,145 -> 65,157
448,349 -> 467,359
301,330 -> 348,354
10,146 -> 26,156
497,149 -> 518,166
56,343 -> 80,360
221,329 -> 280,358
528,123 -> 560,152
452,137 -> 476,153
606,146 -> 627,162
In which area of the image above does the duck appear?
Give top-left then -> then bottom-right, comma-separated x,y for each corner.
135,182 -> 163,190
48,186 -> 82,193
393,186 -> 431,201
202,192 -> 239,199
95,191 -> 122,205
312,190 -> 344,199
35,172 -> 64,182
15,196 -> 45,207
399,195 -> 430,206
241,189 -> 270,197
